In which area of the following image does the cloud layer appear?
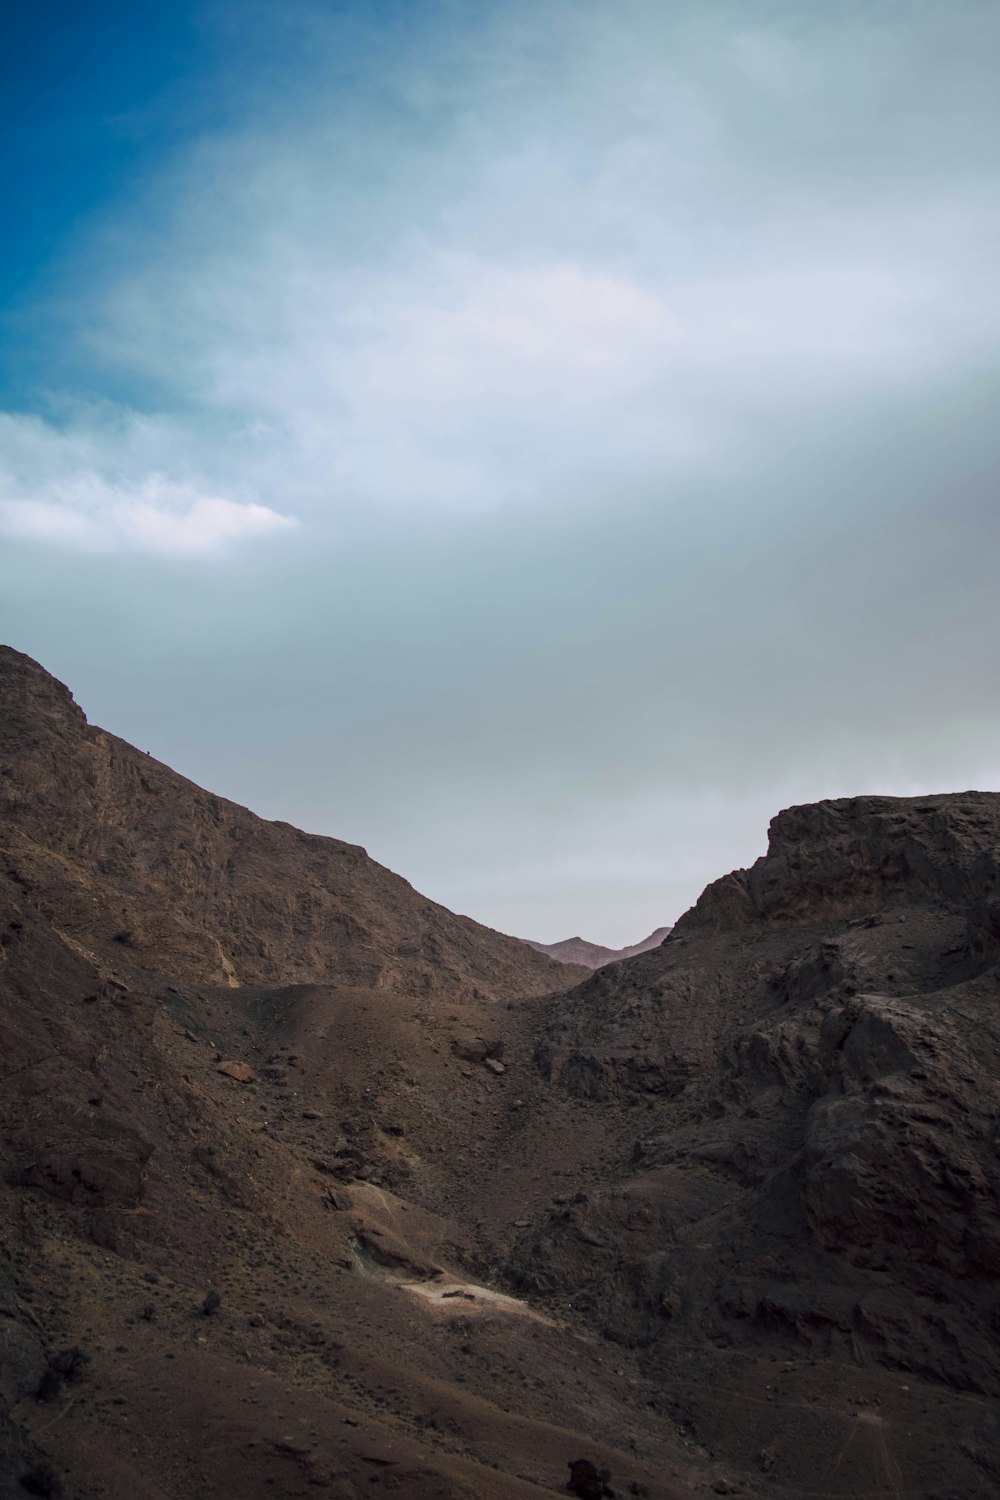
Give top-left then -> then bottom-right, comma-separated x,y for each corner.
2,0 -> 999,941
9,1 -> 1000,537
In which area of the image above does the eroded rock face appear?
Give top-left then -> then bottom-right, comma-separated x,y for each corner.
680,793 -> 1000,932
516,794 -> 1000,1400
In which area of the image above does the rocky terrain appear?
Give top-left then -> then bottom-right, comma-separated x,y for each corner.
0,646 -> 578,1003
524,929 -> 673,970
2,645 -> 999,1499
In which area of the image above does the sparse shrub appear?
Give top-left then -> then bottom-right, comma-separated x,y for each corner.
202,1289 -> 221,1316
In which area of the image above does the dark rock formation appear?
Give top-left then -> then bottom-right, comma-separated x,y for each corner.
514,794 -> 1000,1412
3,646 -> 998,1499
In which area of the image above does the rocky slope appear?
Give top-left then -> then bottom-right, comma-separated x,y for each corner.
510,794 -> 1000,1495
0,645 -> 580,1001
525,927 -> 673,969
0,870 -> 682,1500
2,646 -> 998,1500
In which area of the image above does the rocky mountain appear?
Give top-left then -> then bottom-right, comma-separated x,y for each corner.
525,927 -> 673,969
1,646 -> 998,1500
0,645 -> 580,1001
510,794 -> 1000,1494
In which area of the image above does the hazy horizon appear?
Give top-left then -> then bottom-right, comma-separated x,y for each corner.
2,1 -> 999,947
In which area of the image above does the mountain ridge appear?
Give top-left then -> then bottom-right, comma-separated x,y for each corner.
524,926 -> 673,969
1,645 -> 998,1499
0,643 -> 583,1001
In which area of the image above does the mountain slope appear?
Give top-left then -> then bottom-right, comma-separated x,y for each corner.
2,646 -> 998,1499
507,793 -> 1000,1494
0,861 -> 684,1500
0,647 -> 676,1500
0,646 -> 582,1001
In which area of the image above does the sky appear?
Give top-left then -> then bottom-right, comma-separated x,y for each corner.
1,0 -> 999,946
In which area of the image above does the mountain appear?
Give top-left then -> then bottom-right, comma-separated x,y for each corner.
0,648 -> 668,1500
0,645 -> 581,1002
508,794 -> 1000,1493
525,926 -> 673,968
1,645 -> 998,1499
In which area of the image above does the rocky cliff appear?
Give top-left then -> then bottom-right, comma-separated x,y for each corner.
508,794 -> 1000,1493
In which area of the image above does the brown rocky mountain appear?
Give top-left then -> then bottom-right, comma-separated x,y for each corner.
511,795 -> 1000,1493
1,646 -> 998,1499
525,927 -> 673,969
0,645 -> 581,1002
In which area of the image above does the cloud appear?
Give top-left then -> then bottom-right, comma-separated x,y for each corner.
2,0 -> 999,941
0,414 -> 295,553
0,484 -> 294,555
6,1 -> 1000,542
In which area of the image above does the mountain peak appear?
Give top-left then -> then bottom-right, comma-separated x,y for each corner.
524,926 -> 672,969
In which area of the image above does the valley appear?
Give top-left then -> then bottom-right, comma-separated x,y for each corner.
1,645 -> 998,1500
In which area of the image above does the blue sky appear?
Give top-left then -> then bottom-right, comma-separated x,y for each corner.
2,0 -> 999,944
2,2 -> 202,328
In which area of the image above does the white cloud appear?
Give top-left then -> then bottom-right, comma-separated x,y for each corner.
69,142 -> 996,535
3,0 -> 998,942
4,2 -> 996,547
0,425 -> 295,554
74,226 -> 993,532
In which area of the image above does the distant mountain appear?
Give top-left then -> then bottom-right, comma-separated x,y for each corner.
524,925 -> 672,968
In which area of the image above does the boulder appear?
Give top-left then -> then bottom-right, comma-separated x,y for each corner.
216,1059 -> 256,1083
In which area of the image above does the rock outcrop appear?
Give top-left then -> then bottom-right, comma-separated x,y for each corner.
514,794 -> 1000,1422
